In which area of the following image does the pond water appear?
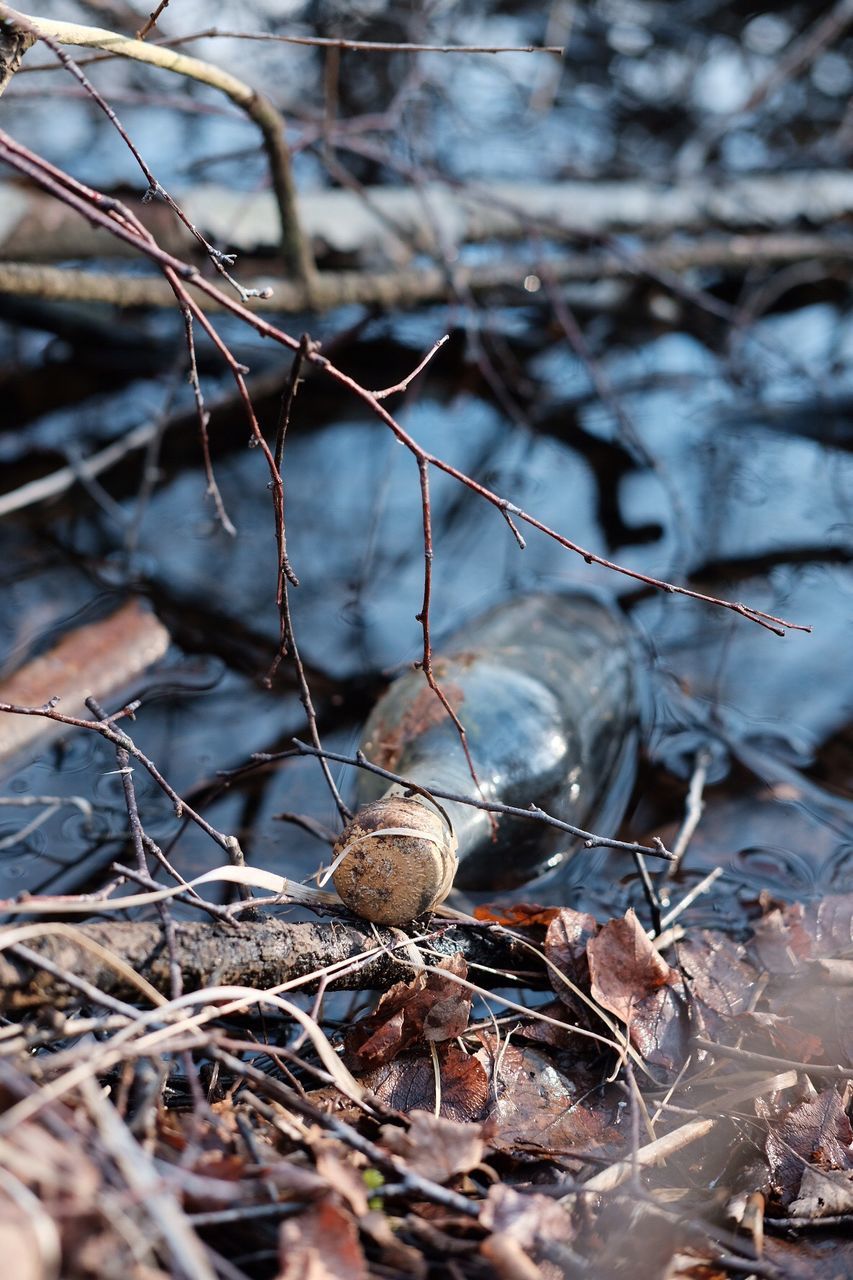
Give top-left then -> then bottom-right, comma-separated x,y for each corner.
1,0 -> 851,928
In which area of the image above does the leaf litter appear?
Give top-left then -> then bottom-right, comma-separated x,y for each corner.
2,886 -> 852,1279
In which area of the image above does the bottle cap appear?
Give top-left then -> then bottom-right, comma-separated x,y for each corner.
330,794 -> 458,925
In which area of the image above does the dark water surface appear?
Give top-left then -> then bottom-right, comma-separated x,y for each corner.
2,301 -> 850,923
1,0 -> 851,927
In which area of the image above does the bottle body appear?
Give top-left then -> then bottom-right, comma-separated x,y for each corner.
354,593 -> 639,892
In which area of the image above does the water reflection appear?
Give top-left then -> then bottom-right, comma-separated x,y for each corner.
2,295 -> 851,921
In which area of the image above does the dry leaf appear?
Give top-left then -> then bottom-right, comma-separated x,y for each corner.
480,1183 -> 575,1252
480,1232 -> 546,1280
763,1233 -> 853,1280
474,903 -> 563,927
588,909 -> 678,1022
751,895 -> 853,974
516,999 -> 591,1050
278,1199 -> 367,1280
481,1042 -> 618,1157
587,909 -> 688,1071
752,903 -> 816,975
545,908 -> 597,994
379,1110 -> 485,1184
789,1165 -> 853,1218
313,1148 -> 370,1217
359,1044 -> 490,1122
747,1008 -> 827,1065
764,1087 -> 853,1209
346,954 -> 472,1069
678,931 -> 757,1019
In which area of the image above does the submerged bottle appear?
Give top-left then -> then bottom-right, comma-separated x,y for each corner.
331,593 -> 639,924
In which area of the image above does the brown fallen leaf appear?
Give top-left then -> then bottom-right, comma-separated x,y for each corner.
789,1165 -> 853,1218
379,1110 -> 485,1185
743,894 -> 853,1068
762,1086 -> 853,1209
544,907 -> 597,996
752,895 -> 853,974
346,953 -> 472,1070
678,931 -> 758,1020
587,908 -> 689,1071
752,902 -> 820,975
474,903 -> 562,927
745,1009 -> 826,1065
480,1185 -> 571,1244
278,1199 -> 367,1280
359,1043 -> 490,1123
587,909 -> 677,1021
515,998 -> 592,1050
313,1147 -> 370,1217
480,1232 -> 546,1280
763,1233 -> 853,1280
479,1040 -> 619,1158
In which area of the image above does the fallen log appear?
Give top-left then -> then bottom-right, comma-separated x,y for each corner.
1,231 -> 851,313
0,917 -> 542,1011
4,172 -> 853,263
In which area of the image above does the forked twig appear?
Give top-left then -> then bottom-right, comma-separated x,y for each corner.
0,135 -> 812,663
271,740 -> 675,860
1,6 -> 313,281
371,334 -> 449,400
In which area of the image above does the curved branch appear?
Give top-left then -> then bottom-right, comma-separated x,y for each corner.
3,7 -> 313,282
0,13 -> 34,92
0,129 -> 812,636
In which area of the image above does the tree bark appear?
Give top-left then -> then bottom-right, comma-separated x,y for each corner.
0,918 -> 540,1010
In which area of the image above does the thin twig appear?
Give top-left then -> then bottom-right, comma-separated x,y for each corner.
119,28 -> 566,56
3,8 -> 313,280
572,1118 -> 717,1195
656,867 -> 724,933
231,1077 -> 480,1218
692,1037 -> 853,1081
371,334 -> 449,399
5,13 -> 253,298
136,0 -> 172,41
0,132 -> 813,637
666,748 -> 713,881
0,697 -> 249,869
181,306 -> 236,535
268,740 -> 676,859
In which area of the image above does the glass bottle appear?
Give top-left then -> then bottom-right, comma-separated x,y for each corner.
331,592 -> 639,924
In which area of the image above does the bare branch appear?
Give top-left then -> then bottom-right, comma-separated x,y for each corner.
371,333 -> 449,399
266,740 -> 677,860
0,131 -> 813,637
0,918 -> 543,1010
2,7 -> 313,280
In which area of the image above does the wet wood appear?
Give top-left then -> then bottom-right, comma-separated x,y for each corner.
0,601 -> 170,763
